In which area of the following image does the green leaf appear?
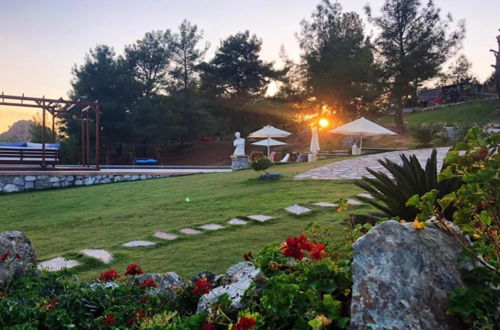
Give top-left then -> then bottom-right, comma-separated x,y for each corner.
477,211 -> 492,226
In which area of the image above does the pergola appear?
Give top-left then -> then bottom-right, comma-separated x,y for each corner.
0,93 -> 100,170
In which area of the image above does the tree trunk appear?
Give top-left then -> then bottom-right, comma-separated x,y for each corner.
495,35 -> 500,98
394,107 -> 406,134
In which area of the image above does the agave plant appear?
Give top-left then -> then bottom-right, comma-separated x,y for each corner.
354,149 -> 461,220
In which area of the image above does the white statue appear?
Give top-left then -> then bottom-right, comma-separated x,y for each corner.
233,132 -> 246,156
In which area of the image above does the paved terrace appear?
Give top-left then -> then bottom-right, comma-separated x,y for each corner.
294,147 -> 449,180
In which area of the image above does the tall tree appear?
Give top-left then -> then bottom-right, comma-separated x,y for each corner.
299,0 -> 380,118
168,20 -> 210,141
367,0 -> 465,132
125,30 -> 172,97
199,31 -> 277,100
65,45 -> 139,163
490,33 -> 500,98
440,54 -> 476,85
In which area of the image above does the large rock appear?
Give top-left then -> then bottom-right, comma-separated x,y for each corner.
197,262 -> 262,313
350,220 -> 467,330
0,231 -> 36,289
135,272 -> 184,296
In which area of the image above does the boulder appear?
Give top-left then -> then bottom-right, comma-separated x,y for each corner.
350,220 -> 467,330
0,231 -> 37,289
135,272 -> 184,296
197,262 -> 262,313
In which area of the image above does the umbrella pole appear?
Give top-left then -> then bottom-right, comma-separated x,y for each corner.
360,135 -> 363,153
267,137 -> 270,158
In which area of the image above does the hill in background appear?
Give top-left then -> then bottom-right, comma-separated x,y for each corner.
0,120 -> 33,142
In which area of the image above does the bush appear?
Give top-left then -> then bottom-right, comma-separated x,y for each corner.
354,149 -> 461,220
411,123 -> 442,146
250,157 -> 274,173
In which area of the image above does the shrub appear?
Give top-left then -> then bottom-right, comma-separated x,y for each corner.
250,157 -> 274,173
354,149 -> 461,220
411,123 -> 442,146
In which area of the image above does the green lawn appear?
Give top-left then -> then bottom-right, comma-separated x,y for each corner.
378,99 -> 500,127
0,159 -> 369,280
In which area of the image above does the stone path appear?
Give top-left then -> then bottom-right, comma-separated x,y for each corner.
180,228 -> 202,235
123,240 -> 156,247
313,202 -> 338,207
247,215 -> 274,223
285,204 -> 312,215
38,257 -> 80,271
200,224 -> 225,231
81,249 -> 113,264
228,218 -> 247,225
295,147 -> 449,180
154,232 -> 178,240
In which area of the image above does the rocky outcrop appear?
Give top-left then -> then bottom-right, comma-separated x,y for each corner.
197,262 -> 263,313
0,231 -> 36,289
350,220 -> 468,330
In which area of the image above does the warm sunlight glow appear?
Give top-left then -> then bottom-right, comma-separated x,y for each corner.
319,118 -> 330,128
266,81 -> 279,97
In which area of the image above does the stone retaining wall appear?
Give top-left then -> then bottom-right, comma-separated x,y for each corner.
0,173 -> 169,194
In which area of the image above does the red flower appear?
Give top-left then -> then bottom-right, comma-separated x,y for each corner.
201,324 -> 216,330
280,234 -> 313,260
104,314 -> 116,325
0,252 -> 9,262
193,279 -> 211,296
233,317 -> 256,330
243,251 -> 253,261
139,279 -> 157,289
310,243 -> 326,260
46,298 -> 58,311
15,253 -> 21,259
139,296 -> 148,304
125,263 -> 143,276
99,269 -> 120,282
128,308 -> 146,324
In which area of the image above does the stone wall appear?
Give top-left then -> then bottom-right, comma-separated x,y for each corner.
0,173 -> 169,194
231,155 -> 250,171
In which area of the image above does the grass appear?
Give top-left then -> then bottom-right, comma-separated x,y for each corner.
0,159 -> 370,280
378,99 -> 500,127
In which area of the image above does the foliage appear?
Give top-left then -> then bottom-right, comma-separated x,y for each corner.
410,123 -> 442,146
439,54 -> 477,85
408,127 -> 500,328
250,157 -> 274,173
354,149 -> 461,220
299,0 -> 383,118
367,0 -> 465,132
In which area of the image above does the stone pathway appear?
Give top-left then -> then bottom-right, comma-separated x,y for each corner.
313,202 -> 338,207
81,249 -> 113,264
228,218 -> 247,225
123,240 -> 156,247
200,224 -> 225,231
38,257 -> 80,271
247,215 -> 274,223
154,232 -> 178,240
347,199 -> 363,206
357,193 -> 374,199
285,204 -> 312,215
295,147 -> 449,180
180,228 -> 202,235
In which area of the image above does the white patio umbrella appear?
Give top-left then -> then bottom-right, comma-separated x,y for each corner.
329,117 -> 397,153
249,125 -> 292,156
251,137 -> 287,147
309,126 -> 320,162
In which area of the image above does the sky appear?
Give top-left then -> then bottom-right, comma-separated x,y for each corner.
1,0 -> 499,132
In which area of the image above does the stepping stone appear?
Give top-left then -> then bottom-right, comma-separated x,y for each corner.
200,224 -> 224,231
313,202 -> 338,207
357,193 -> 374,199
227,218 -> 248,225
122,240 -> 156,247
154,232 -> 178,240
180,228 -> 202,235
347,199 -> 363,206
285,204 -> 312,215
247,215 -> 274,223
37,257 -> 80,272
81,249 -> 113,264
